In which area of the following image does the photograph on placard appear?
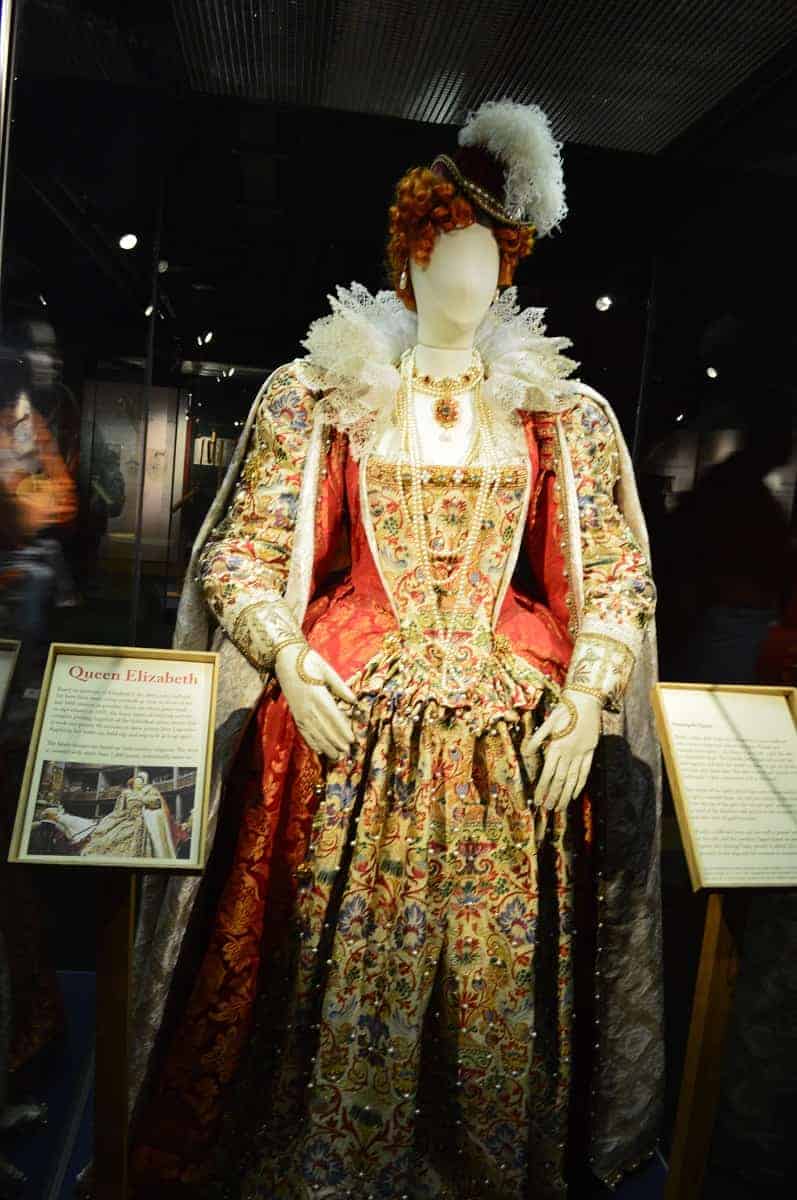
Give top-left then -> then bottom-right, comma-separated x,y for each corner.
27,761 -> 197,861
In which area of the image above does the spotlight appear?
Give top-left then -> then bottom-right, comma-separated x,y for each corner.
196,336 -> 203,348
706,366 -> 718,379
144,304 -> 154,317
39,293 -> 47,307
119,233 -> 138,251
203,331 -> 214,345
157,259 -> 169,274
676,413 -> 684,423
228,366 -> 235,377
595,295 -> 613,312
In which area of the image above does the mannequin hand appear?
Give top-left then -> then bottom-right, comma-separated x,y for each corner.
275,642 -> 356,761
523,689 -> 601,812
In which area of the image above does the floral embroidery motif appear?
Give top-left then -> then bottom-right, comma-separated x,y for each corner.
561,399 -> 656,707
198,369 -> 316,642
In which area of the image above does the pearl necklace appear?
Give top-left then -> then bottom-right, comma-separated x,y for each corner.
395,349 -> 499,690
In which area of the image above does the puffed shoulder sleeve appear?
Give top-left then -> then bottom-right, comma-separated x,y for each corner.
561,397 -> 656,711
197,364 -> 317,668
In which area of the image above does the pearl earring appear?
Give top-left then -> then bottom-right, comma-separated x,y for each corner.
399,262 -> 408,290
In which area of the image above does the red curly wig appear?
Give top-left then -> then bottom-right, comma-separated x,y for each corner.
387,165 -> 535,312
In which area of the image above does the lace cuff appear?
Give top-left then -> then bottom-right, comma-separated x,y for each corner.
565,632 -> 636,713
231,598 -> 305,671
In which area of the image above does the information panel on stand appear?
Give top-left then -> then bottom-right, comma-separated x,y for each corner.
653,683 -> 797,891
9,642 -> 218,871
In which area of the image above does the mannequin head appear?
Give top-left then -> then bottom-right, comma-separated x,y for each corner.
387,165 -> 534,314
410,223 -> 500,332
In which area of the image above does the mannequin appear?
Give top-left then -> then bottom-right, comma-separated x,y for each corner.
123,100 -> 663,1200
277,221 -> 600,812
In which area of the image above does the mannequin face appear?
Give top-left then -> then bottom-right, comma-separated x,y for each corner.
410,222 -> 500,333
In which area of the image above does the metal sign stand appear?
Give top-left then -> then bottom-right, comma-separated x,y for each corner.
94,871 -> 137,1200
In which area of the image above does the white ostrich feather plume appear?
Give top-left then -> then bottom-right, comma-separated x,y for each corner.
458,100 -> 567,237
300,283 -> 579,458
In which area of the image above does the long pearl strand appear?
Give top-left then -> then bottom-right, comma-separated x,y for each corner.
396,349 -> 499,690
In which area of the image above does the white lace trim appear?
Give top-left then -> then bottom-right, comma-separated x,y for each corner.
300,283 -> 580,459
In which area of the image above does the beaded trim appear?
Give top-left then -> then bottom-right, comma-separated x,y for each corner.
271,634 -> 306,660
431,153 -> 536,231
564,682 -> 605,704
547,693 -> 579,741
367,457 -> 527,489
295,644 -> 325,686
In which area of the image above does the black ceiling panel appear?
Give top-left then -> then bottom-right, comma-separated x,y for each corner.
170,0 -> 797,153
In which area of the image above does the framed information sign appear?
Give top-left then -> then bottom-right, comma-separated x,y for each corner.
0,637 -> 20,716
9,643 -> 218,871
652,683 -> 797,891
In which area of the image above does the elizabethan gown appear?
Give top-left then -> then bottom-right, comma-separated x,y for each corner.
124,288 -> 663,1199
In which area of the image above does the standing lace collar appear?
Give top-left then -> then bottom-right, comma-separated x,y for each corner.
295,282 -> 581,458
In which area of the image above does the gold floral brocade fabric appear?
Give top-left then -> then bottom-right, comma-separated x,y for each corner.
130,365 -> 659,1200
225,457 -> 579,1200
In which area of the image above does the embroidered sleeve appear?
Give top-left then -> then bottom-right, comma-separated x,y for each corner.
198,365 -> 317,669
561,398 -> 656,711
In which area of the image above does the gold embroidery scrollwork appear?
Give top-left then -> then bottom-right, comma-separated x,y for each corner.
232,598 -> 305,671
564,631 -> 635,712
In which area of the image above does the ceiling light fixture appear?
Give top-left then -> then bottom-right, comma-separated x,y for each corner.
39,293 -> 47,307
595,295 -> 613,312
203,331 -> 213,345
144,304 -> 154,317
706,366 -> 718,379
119,233 -> 138,250
676,413 -> 684,422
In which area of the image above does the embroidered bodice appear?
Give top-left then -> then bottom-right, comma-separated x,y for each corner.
356,453 -> 554,720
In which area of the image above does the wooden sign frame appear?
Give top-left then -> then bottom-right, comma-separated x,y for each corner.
8,642 -> 218,871
652,682 -> 797,892
0,636 -> 21,716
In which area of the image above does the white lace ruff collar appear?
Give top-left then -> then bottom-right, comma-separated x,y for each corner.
295,282 -> 581,458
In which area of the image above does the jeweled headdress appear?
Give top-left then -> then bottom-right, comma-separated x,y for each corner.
431,99 -> 567,237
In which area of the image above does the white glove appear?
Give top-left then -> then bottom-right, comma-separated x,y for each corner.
275,642 -> 356,761
522,688 -> 601,812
